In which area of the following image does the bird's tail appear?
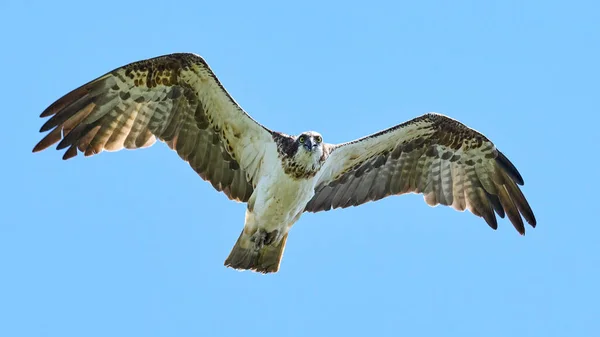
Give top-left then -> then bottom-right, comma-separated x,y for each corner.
224,230 -> 288,274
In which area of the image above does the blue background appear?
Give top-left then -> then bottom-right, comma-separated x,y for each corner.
1,0 -> 598,336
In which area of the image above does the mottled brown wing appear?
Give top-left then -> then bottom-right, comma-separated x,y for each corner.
33,53 -> 274,202
305,113 -> 536,234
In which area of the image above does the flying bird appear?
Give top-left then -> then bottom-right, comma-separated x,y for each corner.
33,53 -> 536,273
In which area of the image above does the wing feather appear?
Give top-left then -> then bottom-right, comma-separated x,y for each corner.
450,160 -> 467,211
306,113 -> 536,234
440,158 -> 454,206
34,53 -> 273,202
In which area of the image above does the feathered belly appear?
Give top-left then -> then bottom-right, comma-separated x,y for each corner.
250,168 -> 316,232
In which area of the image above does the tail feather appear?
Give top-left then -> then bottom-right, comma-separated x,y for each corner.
224,230 -> 288,274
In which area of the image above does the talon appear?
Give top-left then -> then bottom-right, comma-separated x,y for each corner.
264,230 -> 280,246
250,230 -> 267,249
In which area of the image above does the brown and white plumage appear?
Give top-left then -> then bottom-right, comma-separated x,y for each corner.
306,113 -> 536,234
34,52 -> 536,274
33,53 -> 272,202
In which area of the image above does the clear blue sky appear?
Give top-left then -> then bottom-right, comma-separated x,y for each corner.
1,0 -> 598,336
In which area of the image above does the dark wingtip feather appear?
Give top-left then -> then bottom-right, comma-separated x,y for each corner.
56,137 -> 72,151
40,85 -> 89,118
529,214 -> 537,227
483,212 -> 499,230
497,184 -> 526,235
32,140 -> 47,153
32,141 -> 47,153
39,119 -> 56,133
40,106 -> 57,118
496,150 -> 524,185
55,123 -> 88,150
502,172 -> 537,228
523,206 -> 537,228
485,190 -> 505,218
32,127 -> 62,153
62,145 -> 78,160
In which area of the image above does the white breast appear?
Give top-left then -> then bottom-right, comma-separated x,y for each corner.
247,148 -> 318,233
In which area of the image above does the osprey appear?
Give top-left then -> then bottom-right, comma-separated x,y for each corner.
33,53 -> 536,273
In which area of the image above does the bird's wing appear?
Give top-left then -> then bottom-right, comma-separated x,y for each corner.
305,113 -> 536,234
33,53 -> 274,202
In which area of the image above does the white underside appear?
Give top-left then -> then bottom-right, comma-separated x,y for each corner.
243,145 -> 318,237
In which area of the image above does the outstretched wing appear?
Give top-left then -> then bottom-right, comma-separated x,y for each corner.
305,113 -> 536,234
33,53 -> 274,202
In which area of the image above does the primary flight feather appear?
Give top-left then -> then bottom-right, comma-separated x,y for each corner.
33,53 -> 536,273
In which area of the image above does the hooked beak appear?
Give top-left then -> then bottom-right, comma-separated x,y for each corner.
303,138 -> 313,151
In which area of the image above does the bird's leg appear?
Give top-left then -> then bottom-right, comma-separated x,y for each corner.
250,229 -> 281,249
250,230 -> 267,250
264,230 -> 280,246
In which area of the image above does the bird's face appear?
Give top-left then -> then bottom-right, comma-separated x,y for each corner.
297,131 -> 323,152
295,131 -> 324,164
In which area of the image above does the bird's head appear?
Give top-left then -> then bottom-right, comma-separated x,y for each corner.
294,131 -> 324,165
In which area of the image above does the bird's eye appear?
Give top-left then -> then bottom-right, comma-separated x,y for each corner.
315,136 -> 322,143
298,136 -> 305,143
